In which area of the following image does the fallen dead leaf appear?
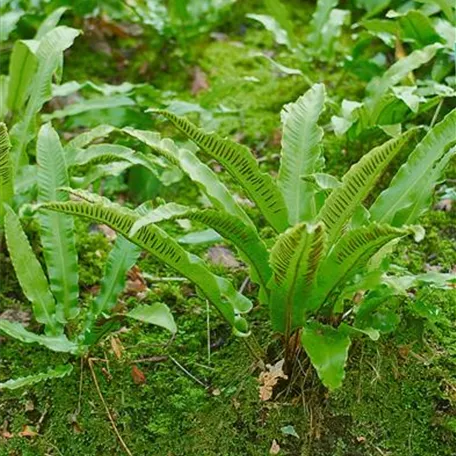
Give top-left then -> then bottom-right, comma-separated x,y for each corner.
110,336 -> 124,360
18,425 -> 38,438
96,224 -> 117,241
259,359 -> 288,401
0,309 -> 31,326
126,265 -> 148,295
269,439 -> 280,454
207,246 -> 241,269
435,198 -> 452,211
24,400 -> 34,412
131,365 -> 146,385
191,66 -> 209,95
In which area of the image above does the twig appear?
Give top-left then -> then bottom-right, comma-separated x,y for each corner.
238,276 -> 250,294
76,357 -> 84,416
88,358 -> 133,456
129,356 -> 168,364
169,356 -> 208,388
430,99 -> 443,128
206,299 -> 211,365
142,273 -> 187,282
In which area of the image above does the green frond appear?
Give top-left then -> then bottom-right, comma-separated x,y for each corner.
42,198 -> 252,335
68,144 -> 160,178
133,204 -> 272,294
37,124 -> 79,322
0,320 -> 76,354
268,223 -> 326,334
370,108 -> 456,225
309,223 -> 410,311
10,26 -> 81,173
278,83 -> 326,224
318,128 -> 417,245
0,364 -> 73,391
0,123 -> 13,226
151,110 -> 289,232
4,206 -> 62,336
123,127 -> 253,226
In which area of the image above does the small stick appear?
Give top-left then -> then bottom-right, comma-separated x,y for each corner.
142,273 -> 187,282
169,356 -> 208,388
88,358 -> 133,456
75,357 -> 84,417
206,299 -> 211,365
430,99 -> 443,128
130,356 -> 168,364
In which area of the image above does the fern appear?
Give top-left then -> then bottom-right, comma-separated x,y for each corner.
123,127 -> 253,226
0,123 -> 13,226
4,206 -> 62,336
370,109 -> 456,225
278,83 -> 326,224
309,224 -> 410,311
0,364 -> 73,391
10,26 -> 81,173
132,204 -> 272,294
42,197 -> 252,334
269,223 -> 326,334
151,110 -> 289,232
318,128 -> 417,245
37,124 -> 79,322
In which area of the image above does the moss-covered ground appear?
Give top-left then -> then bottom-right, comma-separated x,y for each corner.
1,1 -> 455,455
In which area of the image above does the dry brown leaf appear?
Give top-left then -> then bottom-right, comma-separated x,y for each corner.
131,365 -> 146,385
0,309 -> 31,326
259,359 -> 288,401
269,439 -> 280,454
126,266 -> 148,295
96,224 -> 117,241
435,198 -> 453,211
110,336 -> 124,360
18,425 -> 38,438
207,246 -> 240,269
191,66 -> 209,95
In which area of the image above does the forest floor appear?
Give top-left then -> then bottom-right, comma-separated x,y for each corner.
0,1 -> 455,455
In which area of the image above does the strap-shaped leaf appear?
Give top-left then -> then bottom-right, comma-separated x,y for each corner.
6,39 -> 38,113
42,198 -> 252,335
0,364 -> 73,391
37,124 -> 79,322
65,124 -> 115,150
278,83 -> 326,224
132,204 -> 272,294
310,0 -> 339,44
68,144 -> 160,177
152,110 -> 289,232
366,43 -> 442,106
88,202 -> 152,326
4,206 -> 61,335
309,223 -> 409,311
0,320 -> 76,353
370,109 -> 456,225
0,123 -> 13,226
268,223 -> 326,334
123,127 -> 253,226
10,26 -> 81,173
92,236 -> 141,319
318,128 -> 417,245
301,321 -> 351,391
35,6 -> 68,39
